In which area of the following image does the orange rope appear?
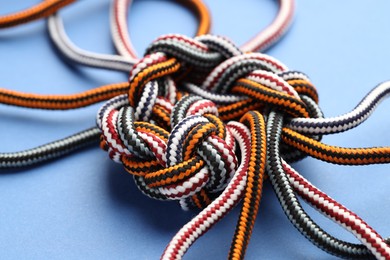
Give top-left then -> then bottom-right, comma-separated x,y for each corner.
0,0 -> 75,29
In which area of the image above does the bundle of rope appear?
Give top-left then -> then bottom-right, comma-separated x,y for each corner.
95,34 -> 390,259
2,1 -> 390,259
0,0 -> 213,168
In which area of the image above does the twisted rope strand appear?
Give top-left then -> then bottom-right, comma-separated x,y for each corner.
161,122 -> 252,260
47,0 -> 211,72
35,0 -> 298,177
1,0 -> 211,168
47,13 -> 135,72
240,0 -> 295,52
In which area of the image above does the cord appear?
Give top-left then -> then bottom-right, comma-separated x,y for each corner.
0,0 -> 75,28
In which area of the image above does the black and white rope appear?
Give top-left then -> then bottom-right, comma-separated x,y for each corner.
0,127 -> 100,169
266,110 -> 382,259
287,81 -> 390,134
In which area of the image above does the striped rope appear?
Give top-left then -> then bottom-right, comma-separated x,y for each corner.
95,34 -> 390,259
0,0 -> 75,28
111,0 -> 211,59
0,0 -> 212,168
2,2 -> 390,258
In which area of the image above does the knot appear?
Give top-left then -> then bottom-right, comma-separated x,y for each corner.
97,92 -> 238,210
94,33 -> 390,260
193,52 -> 319,119
96,34 -> 249,210
124,34 -> 323,131
97,33 -> 326,207
126,34 -> 243,116
182,51 -> 324,162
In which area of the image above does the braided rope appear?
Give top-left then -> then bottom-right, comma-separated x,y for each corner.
2,0 -> 298,169
111,0 -> 212,58
47,0 -> 211,72
0,0 -> 212,169
266,111 -> 390,259
112,0 -> 295,55
48,13 -> 135,72
282,159 -> 390,258
94,34 -> 390,259
287,81 -> 390,134
2,1 -> 390,258
3,29 -> 390,258
240,0 -> 295,52
34,0 -> 298,173
0,0 -> 75,28
282,127 -> 390,165
0,127 -> 100,168
161,121 -> 252,259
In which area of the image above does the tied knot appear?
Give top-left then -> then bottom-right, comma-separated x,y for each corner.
188,51 -> 320,120
181,51 -> 325,161
93,33 -> 390,260
126,34 -> 243,114
97,93 -> 238,210
125,34 -> 322,131
97,33 -> 325,210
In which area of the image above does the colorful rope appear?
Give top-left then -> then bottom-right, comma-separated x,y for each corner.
2,1 -> 390,259
0,128 -> 100,168
48,0 -> 296,72
266,111 -> 390,259
94,34 -> 390,259
0,0 -> 211,168
6,0 -> 298,169
287,81 -> 390,134
111,0 -> 211,58
240,0 -> 295,52
0,0 -> 75,28
47,0 -> 211,72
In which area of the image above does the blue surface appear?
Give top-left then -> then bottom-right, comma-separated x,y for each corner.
1,0 -> 390,259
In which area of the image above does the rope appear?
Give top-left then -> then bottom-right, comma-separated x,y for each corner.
0,0 -> 75,28
47,0 -> 212,71
4,0 -> 297,169
4,1 -> 390,259
1,128 -> 100,168
94,34 -> 390,259
111,0 -> 211,58
0,0 -> 211,168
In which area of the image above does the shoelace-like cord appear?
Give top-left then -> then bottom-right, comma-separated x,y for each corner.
0,0 -> 211,167
112,0 -> 295,57
1,2 -> 388,260
47,0 -> 211,71
1,0 -> 296,167
0,0 -> 75,28
2,28 -> 390,258
94,35 -> 390,259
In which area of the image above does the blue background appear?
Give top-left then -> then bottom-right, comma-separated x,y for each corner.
1,0 -> 390,259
